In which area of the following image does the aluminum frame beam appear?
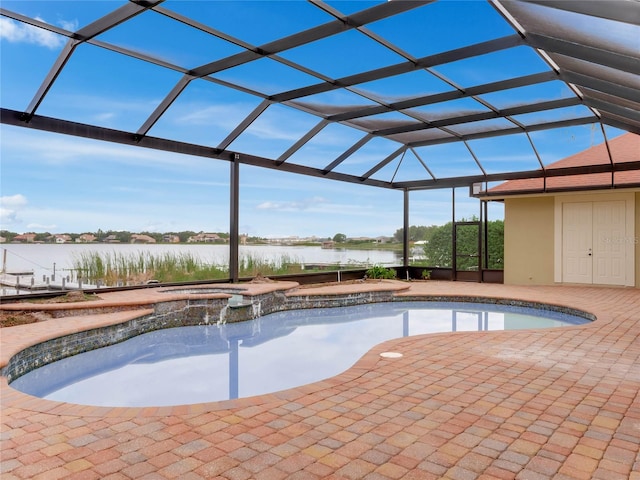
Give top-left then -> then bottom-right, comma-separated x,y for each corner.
217,100 -> 272,152
23,1 -> 163,120
322,134 -> 373,173
272,35 -> 524,103
405,116 -> 599,149
526,33 -> 640,75
369,97 -> 584,138
361,146 -> 406,180
518,0 -> 640,26
5,107 -> 636,193
559,71 -> 640,104
322,71 -> 558,123
277,120 -> 330,165
398,159 -> 640,191
136,74 -> 194,137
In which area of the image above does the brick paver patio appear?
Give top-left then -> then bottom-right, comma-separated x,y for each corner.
1,282 -> 639,479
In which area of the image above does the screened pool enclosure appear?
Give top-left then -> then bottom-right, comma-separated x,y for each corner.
2,0 -> 639,282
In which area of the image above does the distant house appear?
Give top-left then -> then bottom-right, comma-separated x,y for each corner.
163,234 -> 180,243
482,133 -> 639,288
131,234 -> 157,244
267,236 -> 300,245
187,233 -> 225,243
347,236 -> 388,243
13,233 -> 36,243
104,235 -> 120,243
54,234 -> 72,244
0,236 -> 6,244
76,234 -> 96,243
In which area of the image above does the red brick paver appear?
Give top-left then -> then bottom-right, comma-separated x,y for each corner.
1,282 -> 639,479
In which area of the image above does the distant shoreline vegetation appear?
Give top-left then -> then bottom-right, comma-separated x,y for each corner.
71,251 -> 311,285
0,229 -> 395,247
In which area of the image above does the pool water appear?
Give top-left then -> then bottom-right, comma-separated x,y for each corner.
10,302 -> 588,407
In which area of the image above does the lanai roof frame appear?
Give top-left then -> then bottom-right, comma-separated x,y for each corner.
1,0 -> 639,280
3,0 -> 639,190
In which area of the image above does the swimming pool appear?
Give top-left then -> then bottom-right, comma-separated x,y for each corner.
10,301 -> 589,407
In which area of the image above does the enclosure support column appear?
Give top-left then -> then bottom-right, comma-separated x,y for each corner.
478,198 -> 483,283
403,189 -> 409,270
230,155 -> 240,283
483,200 -> 489,274
452,188 -> 457,281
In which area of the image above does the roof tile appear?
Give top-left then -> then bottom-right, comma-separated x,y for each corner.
489,133 -> 640,194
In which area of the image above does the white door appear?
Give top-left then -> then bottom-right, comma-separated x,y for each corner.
563,202 -> 592,283
562,201 -> 626,285
593,201 -> 626,285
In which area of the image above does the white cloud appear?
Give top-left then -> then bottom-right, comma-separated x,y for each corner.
0,194 -> 28,226
0,17 -> 69,49
174,101 -> 303,143
1,127 -> 215,169
0,208 -> 20,226
1,194 -> 28,208
243,118 -> 304,142
256,196 -> 328,212
256,201 -> 282,210
178,104 -> 250,130
252,196 -> 395,226
187,104 -> 314,143
94,112 -> 116,122
26,223 -> 57,231
58,19 -> 78,32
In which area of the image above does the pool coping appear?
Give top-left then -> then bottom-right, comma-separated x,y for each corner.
1,280 -> 598,417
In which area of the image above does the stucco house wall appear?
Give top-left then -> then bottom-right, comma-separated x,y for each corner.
636,192 -> 640,287
504,197 -> 554,285
502,190 -> 638,287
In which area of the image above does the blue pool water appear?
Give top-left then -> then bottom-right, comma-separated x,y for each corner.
11,302 -> 588,407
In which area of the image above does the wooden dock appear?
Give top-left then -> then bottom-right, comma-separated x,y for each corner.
0,273 -> 95,292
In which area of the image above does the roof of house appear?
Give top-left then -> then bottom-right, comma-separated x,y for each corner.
487,133 -> 640,195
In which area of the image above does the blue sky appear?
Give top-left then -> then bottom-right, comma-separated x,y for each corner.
0,1 -> 625,238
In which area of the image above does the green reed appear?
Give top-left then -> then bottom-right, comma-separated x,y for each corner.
239,253 -> 304,277
71,250 -> 307,285
72,251 -> 226,285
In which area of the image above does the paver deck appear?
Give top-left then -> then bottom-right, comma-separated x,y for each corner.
1,282 -> 639,479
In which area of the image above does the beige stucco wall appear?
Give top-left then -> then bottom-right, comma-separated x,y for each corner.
636,192 -> 640,288
504,196 -> 555,285
502,190 -> 639,287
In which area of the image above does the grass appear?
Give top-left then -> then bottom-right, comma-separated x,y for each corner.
239,253 -> 305,277
72,250 -> 220,285
71,251 -> 313,285
25,292 -> 101,303
334,241 -> 404,252
0,311 -> 41,327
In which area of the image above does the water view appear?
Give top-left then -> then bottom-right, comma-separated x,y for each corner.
0,243 -> 405,295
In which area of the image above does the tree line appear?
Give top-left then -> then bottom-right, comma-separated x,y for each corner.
394,219 -> 504,270
0,230 -> 247,244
